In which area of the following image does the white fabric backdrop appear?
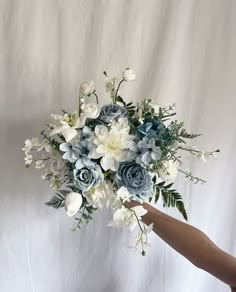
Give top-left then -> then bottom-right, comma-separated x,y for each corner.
0,0 -> 236,291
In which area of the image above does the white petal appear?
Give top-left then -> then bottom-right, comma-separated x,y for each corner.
64,192 -> 82,217
49,125 -> 68,137
101,156 -> 114,171
61,128 -> 78,142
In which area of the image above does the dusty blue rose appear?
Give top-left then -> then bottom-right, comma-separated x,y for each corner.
98,104 -> 128,123
116,162 -> 151,199
73,161 -> 104,192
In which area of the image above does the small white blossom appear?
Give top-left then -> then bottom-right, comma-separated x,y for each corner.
79,81 -> 94,96
122,68 -> 136,82
109,205 -> 147,230
158,160 -> 178,180
117,186 -> 132,203
24,154 -> 33,166
64,192 -> 83,217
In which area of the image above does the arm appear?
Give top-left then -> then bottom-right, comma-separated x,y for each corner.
127,201 -> 236,289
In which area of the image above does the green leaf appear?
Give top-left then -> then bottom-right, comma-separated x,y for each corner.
45,195 -> 65,209
155,183 -> 188,221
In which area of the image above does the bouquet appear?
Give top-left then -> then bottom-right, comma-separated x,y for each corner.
23,68 -> 219,255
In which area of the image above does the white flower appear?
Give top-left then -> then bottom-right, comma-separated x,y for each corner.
90,123 -> 135,171
158,160 -> 178,180
24,154 -> 33,166
85,181 -> 116,209
22,137 -> 40,153
109,205 -> 147,230
79,81 -> 94,96
64,192 -> 83,217
49,112 -> 81,142
79,103 -> 100,126
117,186 -> 132,203
149,101 -> 160,114
111,117 -> 130,133
122,68 -> 136,82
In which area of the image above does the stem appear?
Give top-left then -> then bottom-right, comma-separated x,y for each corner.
114,79 -> 125,103
92,91 -> 99,104
129,209 -> 147,255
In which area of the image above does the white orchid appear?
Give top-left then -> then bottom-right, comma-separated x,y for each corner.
64,192 -> 83,217
90,120 -> 134,171
109,205 -> 147,231
117,186 -> 132,203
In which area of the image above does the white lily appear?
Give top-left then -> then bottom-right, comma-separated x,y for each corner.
49,112 -> 82,142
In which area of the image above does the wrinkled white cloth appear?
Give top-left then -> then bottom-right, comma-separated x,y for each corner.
0,1 -> 235,292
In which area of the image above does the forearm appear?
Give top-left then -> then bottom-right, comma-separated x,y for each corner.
131,202 -> 236,288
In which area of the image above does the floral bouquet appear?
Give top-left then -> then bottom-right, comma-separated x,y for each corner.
23,68 -> 219,255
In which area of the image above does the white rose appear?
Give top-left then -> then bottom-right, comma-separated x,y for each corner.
79,81 -> 95,96
122,68 -> 136,82
158,160 -> 178,180
64,192 -> 83,217
82,103 -> 100,119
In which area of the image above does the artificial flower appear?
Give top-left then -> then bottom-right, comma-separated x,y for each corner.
79,81 -> 94,96
122,68 -> 136,82
91,123 -> 134,171
49,112 -> 81,142
116,161 -> 151,200
98,104 -> 128,123
64,192 -> 83,217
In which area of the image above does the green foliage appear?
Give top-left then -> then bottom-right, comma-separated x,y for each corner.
168,121 -> 201,144
153,181 -> 188,221
73,204 -> 97,230
45,191 -> 66,209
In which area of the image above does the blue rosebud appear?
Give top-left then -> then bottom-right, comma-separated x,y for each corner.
116,162 -> 151,200
98,104 -> 128,123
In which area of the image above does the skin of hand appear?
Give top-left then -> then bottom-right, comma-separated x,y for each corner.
125,201 -> 236,291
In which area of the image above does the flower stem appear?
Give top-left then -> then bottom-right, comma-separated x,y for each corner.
114,79 -> 124,103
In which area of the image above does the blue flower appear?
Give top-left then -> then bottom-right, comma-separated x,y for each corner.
59,142 -> 81,163
128,138 -> 162,165
137,119 -> 166,139
59,126 -> 94,165
98,104 -> 128,123
116,162 -> 151,200
73,160 -> 104,192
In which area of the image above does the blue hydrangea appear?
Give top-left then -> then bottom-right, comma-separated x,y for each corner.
98,104 -> 128,123
128,137 -> 162,165
137,119 -> 166,139
116,162 -> 152,200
